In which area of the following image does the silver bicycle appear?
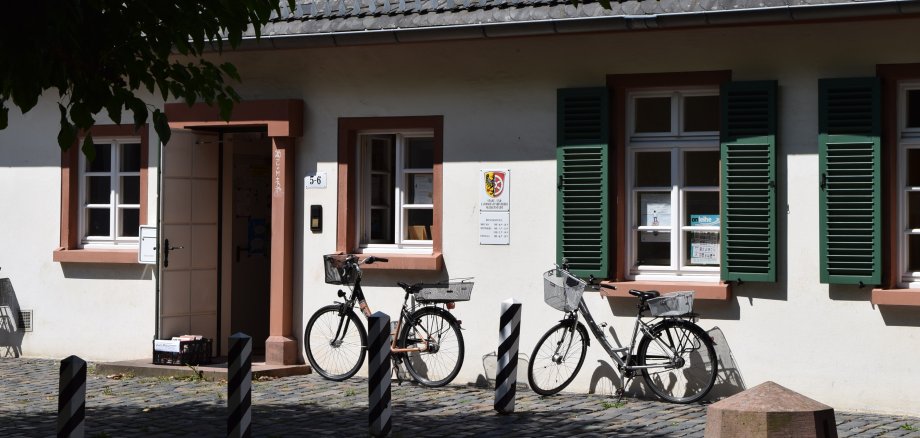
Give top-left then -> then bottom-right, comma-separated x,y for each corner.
526,262 -> 718,403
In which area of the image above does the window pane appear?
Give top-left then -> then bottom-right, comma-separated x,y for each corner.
407,173 -> 433,204
685,151 -> 720,186
908,90 -> 920,128
687,231 -> 720,266
637,231 -> 670,266
87,208 -> 110,237
908,149 -> 920,187
87,143 -> 112,172
684,95 -> 719,132
121,143 -> 141,172
370,174 -> 390,206
406,138 -> 434,169
405,209 -> 433,241
87,176 -> 111,204
121,176 -> 140,204
370,208 -> 393,243
910,235 -> 920,271
635,152 -> 670,187
370,137 -> 393,172
686,192 -> 720,225
909,192 -> 920,229
635,97 -> 671,133
638,192 -> 671,226
121,209 -> 139,237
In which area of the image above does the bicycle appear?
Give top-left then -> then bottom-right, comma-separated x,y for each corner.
526,261 -> 718,404
304,253 -> 473,387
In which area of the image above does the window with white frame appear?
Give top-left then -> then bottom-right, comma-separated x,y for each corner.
628,89 -> 721,280
81,139 -> 141,248
358,131 -> 434,253
899,83 -> 920,287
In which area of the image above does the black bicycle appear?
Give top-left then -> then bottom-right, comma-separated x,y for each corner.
304,254 -> 473,387
527,261 -> 718,403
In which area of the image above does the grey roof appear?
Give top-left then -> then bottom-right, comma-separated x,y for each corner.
243,0 -> 918,47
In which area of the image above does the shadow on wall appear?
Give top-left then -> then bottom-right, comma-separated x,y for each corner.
584,326 -> 746,402
0,276 -> 25,358
59,263 -> 153,280
476,351 -> 530,389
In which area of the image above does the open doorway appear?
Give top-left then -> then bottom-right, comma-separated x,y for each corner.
223,131 -> 272,356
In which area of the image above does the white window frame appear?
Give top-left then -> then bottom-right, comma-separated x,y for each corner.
627,89 -> 721,282
357,130 -> 434,254
79,138 -> 142,249
898,82 -> 920,288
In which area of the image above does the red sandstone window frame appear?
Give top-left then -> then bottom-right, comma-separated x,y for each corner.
337,116 -> 444,271
53,124 -> 149,263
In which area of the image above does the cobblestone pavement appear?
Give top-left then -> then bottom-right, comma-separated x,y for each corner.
1,358 -> 919,437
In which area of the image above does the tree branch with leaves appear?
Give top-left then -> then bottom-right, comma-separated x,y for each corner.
0,1 -> 292,159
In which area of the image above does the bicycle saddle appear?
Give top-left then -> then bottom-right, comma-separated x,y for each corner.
628,289 -> 660,301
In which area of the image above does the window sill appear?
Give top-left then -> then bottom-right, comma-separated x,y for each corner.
52,248 -> 139,264
870,288 -> 920,307
360,253 -> 443,271
600,280 -> 731,301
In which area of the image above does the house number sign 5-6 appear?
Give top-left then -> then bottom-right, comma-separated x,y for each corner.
304,172 -> 328,189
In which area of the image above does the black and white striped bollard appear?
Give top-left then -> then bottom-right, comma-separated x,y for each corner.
495,298 -> 521,414
368,311 -> 392,437
228,333 -> 252,438
58,355 -> 87,438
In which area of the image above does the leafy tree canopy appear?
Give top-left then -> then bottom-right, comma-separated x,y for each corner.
0,1 -> 292,158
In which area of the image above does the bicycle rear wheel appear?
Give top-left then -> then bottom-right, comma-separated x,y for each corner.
527,321 -> 588,396
304,304 -> 367,381
398,307 -> 464,387
636,319 -> 717,403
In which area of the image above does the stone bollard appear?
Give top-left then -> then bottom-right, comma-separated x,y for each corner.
58,355 -> 87,438
368,311 -> 393,437
704,381 -> 838,438
494,298 -> 521,414
228,333 -> 253,438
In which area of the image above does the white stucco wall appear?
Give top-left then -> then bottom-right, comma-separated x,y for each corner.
219,17 -> 920,415
0,98 -> 159,361
2,15 -> 918,416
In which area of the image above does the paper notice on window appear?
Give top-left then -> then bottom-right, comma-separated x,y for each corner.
413,174 -> 433,204
690,232 -> 720,265
640,193 -> 671,226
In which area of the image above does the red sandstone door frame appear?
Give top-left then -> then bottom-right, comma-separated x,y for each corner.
165,100 -> 304,365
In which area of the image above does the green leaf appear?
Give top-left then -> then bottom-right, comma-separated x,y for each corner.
127,98 -> 148,131
217,95 -> 233,122
69,103 -> 94,128
81,133 -> 96,162
219,62 -> 241,82
152,109 -> 171,144
105,98 -> 123,125
57,104 -> 77,151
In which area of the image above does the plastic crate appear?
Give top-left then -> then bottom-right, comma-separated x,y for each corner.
152,338 -> 212,366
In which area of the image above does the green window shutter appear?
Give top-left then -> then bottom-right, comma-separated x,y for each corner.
557,88 -> 609,279
720,81 -> 778,283
818,78 -> 881,285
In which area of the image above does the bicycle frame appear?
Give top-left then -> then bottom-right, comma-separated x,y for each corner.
574,297 -> 687,373
334,271 -> 429,355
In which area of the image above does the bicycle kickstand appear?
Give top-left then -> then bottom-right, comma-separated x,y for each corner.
615,376 -> 634,404
392,357 -> 404,386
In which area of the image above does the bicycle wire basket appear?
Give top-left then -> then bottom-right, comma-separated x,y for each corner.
323,254 -> 355,285
543,269 -> 586,312
415,278 -> 474,303
647,291 -> 695,317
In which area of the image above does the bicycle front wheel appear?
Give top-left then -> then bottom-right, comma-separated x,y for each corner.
304,304 -> 367,381
527,321 -> 588,396
398,307 -> 464,387
636,319 -> 717,403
